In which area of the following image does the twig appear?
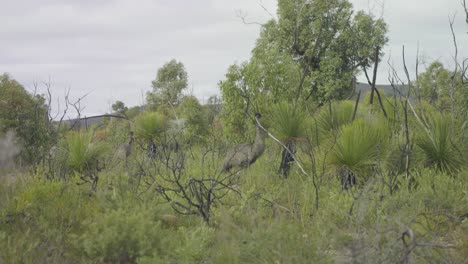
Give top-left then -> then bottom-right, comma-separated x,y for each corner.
449,15 -> 459,115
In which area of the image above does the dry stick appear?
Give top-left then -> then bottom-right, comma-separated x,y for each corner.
401,46 -> 437,179
363,46 -> 387,118
464,0 -> 468,26
258,0 -> 275,18
387,54 -> 431,133
402,46 -> 413,180
406,99 -> 434,142
449,16 -> 459,115
369,47 -> 380,107
415,43 -> 421,106
352,90 -> 361,121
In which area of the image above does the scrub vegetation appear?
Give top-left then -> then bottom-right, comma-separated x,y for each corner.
1,0 -> 467,263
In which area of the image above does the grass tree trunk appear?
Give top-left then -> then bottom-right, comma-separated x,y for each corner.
278,140 -> 296,178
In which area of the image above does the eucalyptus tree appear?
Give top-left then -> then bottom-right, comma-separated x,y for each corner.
416,61 -> 468,115
220,0 -> 388,138
0,74 -> 51,165
147,59 -> 188,112
111,100 -> 128,116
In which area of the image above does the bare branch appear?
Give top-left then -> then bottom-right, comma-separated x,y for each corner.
449,15 -> 459,115
464,0 -> 468,26
363,46 -> 387,117
236,10 -> 262,25
258,0 -> 275,18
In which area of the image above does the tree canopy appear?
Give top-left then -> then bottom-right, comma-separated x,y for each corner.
0,73 -> 51,164
416,61 -> 468,115
148,59 -> 188,110
111,101 -> 128,115
219,0 -> 388,138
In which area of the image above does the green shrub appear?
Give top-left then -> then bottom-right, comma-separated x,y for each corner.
0,176 -> 99,263
74,208 -> 164,263
316,100 -> 355,133
270,102 -> 307,141
134,112 -> 168,143
74,208 -> 215,263
65,130 -> 110,174
416,113 -> 464,173
329,118 -> 389,183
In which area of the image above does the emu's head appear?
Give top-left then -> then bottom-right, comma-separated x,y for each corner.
254,112 -> 262,119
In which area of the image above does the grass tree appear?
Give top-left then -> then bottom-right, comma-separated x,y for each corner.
416,113 -> 465,173
329,118 -> 389,189
271,103 -> 307,178
65,130 -> 109,189
315,101 -> 356,143
134,112 -> 169,159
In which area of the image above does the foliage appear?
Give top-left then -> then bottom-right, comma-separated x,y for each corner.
416,61 -> 468,117
328,117 -> 389,182
64,130 -> 110,174
134,111 -> 168,143
2,1 -> 468,261
270,102 -> 307,142
312,100 -> 357,145
0,131 -> 20,173
316,100 -> 356,133
1,102 -> 467,262
74,208 -> 163,263
148,59 -> 188,109
219,0 -> 388,137
415,113 -> 465,173
0,176 -> 100,263
0,73 -> 52,164
126,105 -> 142,119
111,100 -> 128,115
179,96 -> 208,143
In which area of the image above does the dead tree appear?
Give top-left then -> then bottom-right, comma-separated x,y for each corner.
134,132 -> 240,225
222,113 -> 266,172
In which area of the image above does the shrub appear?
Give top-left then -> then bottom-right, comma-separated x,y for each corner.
416,113 -> 464,173
329,118 -> 389,186
74,208 -> 164,263
134,112 -> 168,143
0,176 -> 99,263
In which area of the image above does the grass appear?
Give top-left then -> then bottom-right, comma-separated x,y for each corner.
0,101 -> 466,263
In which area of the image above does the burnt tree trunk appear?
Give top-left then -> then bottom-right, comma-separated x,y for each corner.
278,141 -> 296,178
147,138 -> 157,160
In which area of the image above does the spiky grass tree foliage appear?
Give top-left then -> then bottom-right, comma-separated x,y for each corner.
314,101 -> 357,145
317,101 -> 355,132
134,112 -> 169,158
65,130 -> 109,174
416,113 -> 464,173
329,118 -> 389,188
271,103 -> 307,141
271,103 -> 307,177
134,112 -> 168,142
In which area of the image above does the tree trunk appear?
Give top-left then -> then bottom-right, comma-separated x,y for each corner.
278,141 -> 296,178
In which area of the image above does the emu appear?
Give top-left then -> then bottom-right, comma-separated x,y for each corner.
222,113 -> 266,172
117,131 -> 135,161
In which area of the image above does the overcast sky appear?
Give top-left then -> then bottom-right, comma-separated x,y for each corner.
1,0 -> 467,117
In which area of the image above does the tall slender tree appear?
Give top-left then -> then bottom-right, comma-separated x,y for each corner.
148,59 -> 188,111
